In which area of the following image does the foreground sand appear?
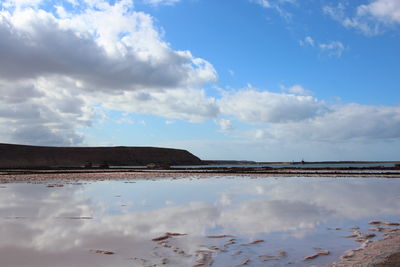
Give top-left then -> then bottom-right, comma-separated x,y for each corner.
330,229 -> 400,266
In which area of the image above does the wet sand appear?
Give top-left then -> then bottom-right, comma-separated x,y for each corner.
330,229 -> 400,266
1,167 -> 400,184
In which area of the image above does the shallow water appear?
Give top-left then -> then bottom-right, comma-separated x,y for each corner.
1,177 -> 400,266
172,163 -> 396,168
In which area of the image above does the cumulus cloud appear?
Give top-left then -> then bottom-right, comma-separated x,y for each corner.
358,0 -> 400,24
216,87 -> 400,143
97,88 -> 219,123
219,88 -> 326,124
2,0 -> 43,8
0,77 -> 94,146
0,0 -> 217,145
0,0 -> 398,152
323,0 -> 400,35
250,103 -> 400,142
0,4 -> 216,90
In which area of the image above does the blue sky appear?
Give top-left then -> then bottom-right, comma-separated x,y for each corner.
0,0 -> 399,161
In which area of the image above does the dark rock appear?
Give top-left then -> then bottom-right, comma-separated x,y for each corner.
304,250 -> 329,261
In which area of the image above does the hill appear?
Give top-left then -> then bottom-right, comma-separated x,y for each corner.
0,143 -> 202,168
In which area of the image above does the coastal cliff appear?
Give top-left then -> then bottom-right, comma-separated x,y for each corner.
0,143 -> 202,168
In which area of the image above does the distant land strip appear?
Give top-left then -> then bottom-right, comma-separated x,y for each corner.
0,143 -> 202,168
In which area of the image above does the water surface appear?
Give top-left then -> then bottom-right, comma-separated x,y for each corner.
1,177 -> 400,266
172,163 -> 396,168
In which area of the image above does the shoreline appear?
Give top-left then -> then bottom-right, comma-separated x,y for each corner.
1,168 -> 400,183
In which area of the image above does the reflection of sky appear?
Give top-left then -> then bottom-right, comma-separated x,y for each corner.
1,177 -> 400,266
172,163 -> 396,168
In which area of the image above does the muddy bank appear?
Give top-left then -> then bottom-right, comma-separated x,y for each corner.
331,229 -> 400,266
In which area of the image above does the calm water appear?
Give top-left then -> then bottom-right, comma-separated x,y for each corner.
1,177 -> 400,266
172,163 -> 396,168
110,163 -> 396,169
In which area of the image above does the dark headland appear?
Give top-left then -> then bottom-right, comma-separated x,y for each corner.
0,143 -> 202,168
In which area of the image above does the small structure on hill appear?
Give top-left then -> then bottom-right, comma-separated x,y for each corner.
99,161 -> 109,169
84,161 -> 93,168
146,163 -> 170,170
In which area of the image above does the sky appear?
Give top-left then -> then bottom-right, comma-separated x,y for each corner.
0,0 -> 399,161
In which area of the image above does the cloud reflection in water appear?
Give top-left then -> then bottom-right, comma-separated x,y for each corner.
0,177 -> 400,266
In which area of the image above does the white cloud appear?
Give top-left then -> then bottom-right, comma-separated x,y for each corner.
250,103 -> 400,142
219,88 -> 326,124
319,41 -> 345,58
216,87 -> 400,144
0,78 -> 93,146
0,0 -> 398,155
300,36 -> 345,58
142,0 -> 182,6
358,0 -> 400,24
0,4 -> 216,90
252,0 -> 271,8
165,120 -> 175,125
251,0 -> 297,20
252,0 -> 297,8
217,119 -> 234,131
115,113 -> 136,124
96,88 -> 219,123
0,0 -> 217,145
2,0 -> 43,8
299,36 -> 315,47
322,3 -> 346,22
323,0 -> 400,35
281,84 -> 312,96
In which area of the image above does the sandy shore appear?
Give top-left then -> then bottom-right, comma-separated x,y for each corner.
330,229 -> 400,266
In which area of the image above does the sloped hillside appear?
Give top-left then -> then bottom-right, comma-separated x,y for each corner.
0,143 -> 202,168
